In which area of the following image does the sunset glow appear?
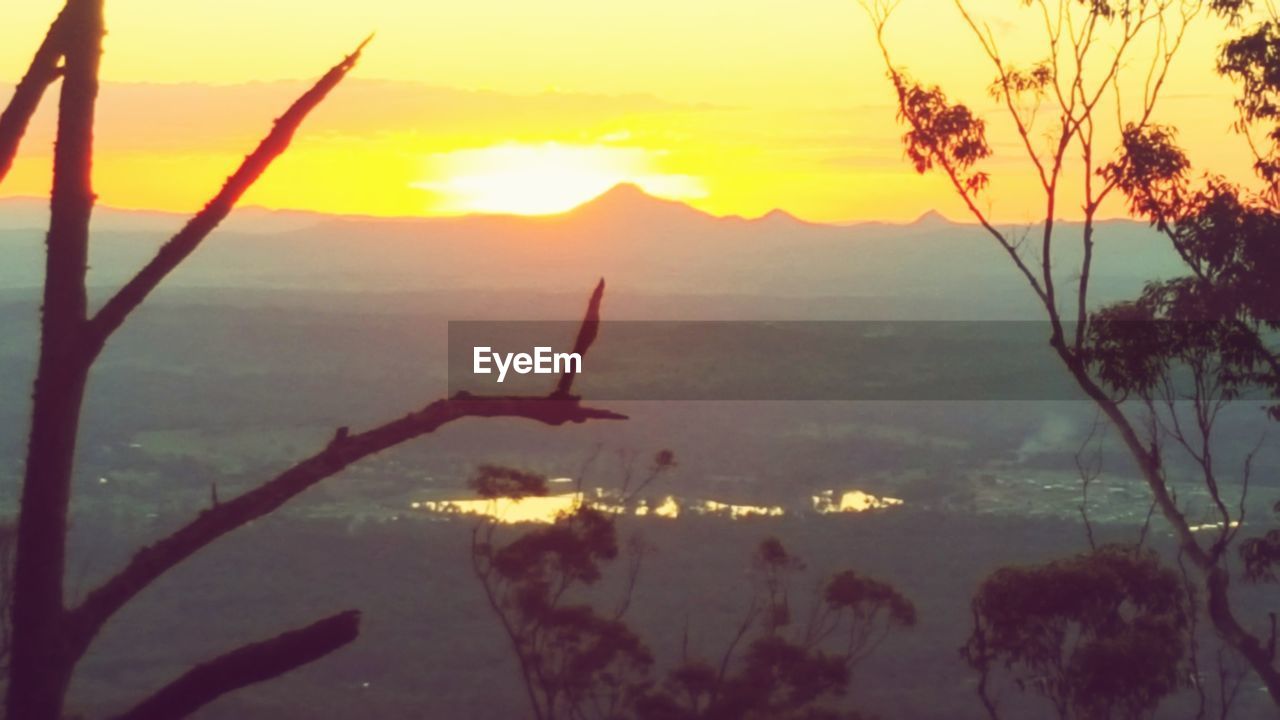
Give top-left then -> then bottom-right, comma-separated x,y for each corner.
0,0 -> 1261,221
413,142 -> 705,215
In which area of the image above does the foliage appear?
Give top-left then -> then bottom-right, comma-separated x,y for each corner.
1240,500 -> 1280,583
891,74 -> 992,195
1087,5 -> 1280,427
468,460 -> 913,720
476,501 -> 655,720
637,537 -> 913,720
962,546 -> 1191,719
1219,11 -> 1280,194
470,455 -> 672,720
470,464 -> 551,500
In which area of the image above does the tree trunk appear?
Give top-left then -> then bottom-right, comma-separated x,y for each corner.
6,1 -> 101,717
1054,341 -> 1280,706
7,358 -> 89,718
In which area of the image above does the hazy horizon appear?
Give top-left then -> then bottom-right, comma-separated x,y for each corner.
0,181 -> 1154,227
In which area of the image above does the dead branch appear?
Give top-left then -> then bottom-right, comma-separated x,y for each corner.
555,278 -> 604,397
67,392 -> 624,657
1074,411 -> 1105,550
108,610 -> 360,720
86,35 -> 374,351
0,4 -> 68,184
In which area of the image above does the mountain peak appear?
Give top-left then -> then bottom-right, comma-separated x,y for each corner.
593,182 -> 651,203
755,208 -> 813,227
568,183 -> 710,223
909,209 -> 954,227
576,182 -> 670,212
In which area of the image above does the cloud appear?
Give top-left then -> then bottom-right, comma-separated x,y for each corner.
0,79 -> 715,154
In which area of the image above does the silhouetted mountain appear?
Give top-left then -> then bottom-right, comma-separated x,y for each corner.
909,209 -> 955,229
751,207 -> 817,229
567,183 -> 714,225
0,196 -> 324,235
0,189 -> 1184,318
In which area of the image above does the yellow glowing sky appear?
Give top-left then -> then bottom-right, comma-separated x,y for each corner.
0,0 -> 1260,222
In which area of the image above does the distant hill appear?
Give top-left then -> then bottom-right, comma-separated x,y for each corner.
0,196 -> 325,235
908,209 -> 956,229
0,186 -> 1185,319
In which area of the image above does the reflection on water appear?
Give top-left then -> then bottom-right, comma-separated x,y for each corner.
1188,520 -> 1242,533
635,496 -> 681,518
812,489 -> 905,514
410,493 -> 783,524
697,499 -> 785,519
410,486 -> 904,524
412,494 -> 584,524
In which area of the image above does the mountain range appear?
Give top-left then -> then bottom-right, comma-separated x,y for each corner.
0,184 -> 1185,319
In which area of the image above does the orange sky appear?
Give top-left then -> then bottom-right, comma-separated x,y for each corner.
0,0 -> 1261,222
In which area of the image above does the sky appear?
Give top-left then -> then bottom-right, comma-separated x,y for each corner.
0,0 -> 1261,222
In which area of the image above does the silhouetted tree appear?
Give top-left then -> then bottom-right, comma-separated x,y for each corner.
962,545 -> 1191,719
1241,502 -> 1280,584
470,454 -> 675,720
476,502 -> 655,720
470,457 -> 915,720
864,0 -> 1280,704
637,537 -> 914,720
0,2 -> 624,718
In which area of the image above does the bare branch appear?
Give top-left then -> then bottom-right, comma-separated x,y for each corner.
470,522 -> 549,720
108,610 -> 360,720
0,4 -> 67,185
67,393 -> 623,657
952,1 -> 1051,190
712,597 -> 759,704
613,534 -> 648,620
1074,411 -> 1105,550
67,280 -> 623,657
866,4 -> 1052,308
86,35 -> 373,350
555,277 -> 604,398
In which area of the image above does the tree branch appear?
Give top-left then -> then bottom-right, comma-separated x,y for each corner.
67,393 -> 623,657
0,4 -> 67,185
108,610 -> 360,720
555,278 -> 604,397
69,274 -> 621,655
86,35 -> 373,351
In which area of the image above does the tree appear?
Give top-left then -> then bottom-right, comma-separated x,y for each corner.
864,0 -> 1280,703
962,545 -> 1191,719
470,458 -> 916,720
0,2 -> 624,718
637,537 -> 915,720
469,455 -> 675,720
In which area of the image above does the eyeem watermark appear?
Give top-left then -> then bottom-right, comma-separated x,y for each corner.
473,346 -> 582,383
451,320 -> 1272,400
